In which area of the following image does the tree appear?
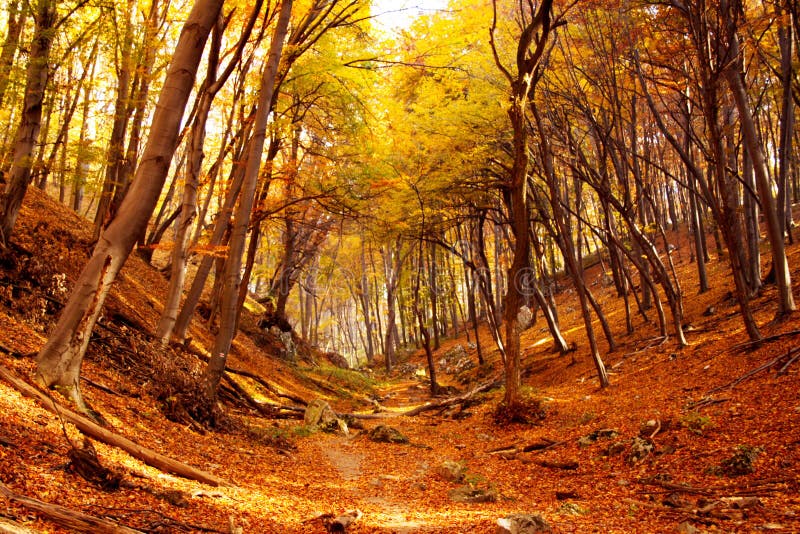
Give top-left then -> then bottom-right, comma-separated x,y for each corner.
202,0 -> 294,404
0,0 -> 57,245
35,0 -> 225,410
157,1 -> 264,344
489,0 -> 581,406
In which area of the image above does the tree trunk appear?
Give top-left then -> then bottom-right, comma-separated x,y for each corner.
202,0 -> 293,402
0,0 -> 25,110
0,0 -> 56,246
724,46 -> 795,317
172,151 -> 247,341
359,239 -> 374,363
35,0 -> 225,409
776,0 -> 795,243
92,0 -> 135,240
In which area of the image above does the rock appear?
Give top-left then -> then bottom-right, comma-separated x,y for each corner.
270,326 -> 297,362
436,460 -> 466,483
578,428 -> 619,447
516,306 -> 534,332
368,424 -> 408,444
627,436 -> 654,464
449,485 -> 497,503
676,521 -> 700,534
496,513 -> 551,533
304,399 -> 347,434
437,344 -> 475,375
717,445 -> 762,476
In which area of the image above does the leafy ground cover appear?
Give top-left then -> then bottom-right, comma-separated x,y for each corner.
0,188 -> 798,533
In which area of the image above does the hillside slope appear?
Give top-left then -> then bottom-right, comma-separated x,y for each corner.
0,188 -> 798,533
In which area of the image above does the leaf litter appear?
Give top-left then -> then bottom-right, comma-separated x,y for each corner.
0,188 -> 797,532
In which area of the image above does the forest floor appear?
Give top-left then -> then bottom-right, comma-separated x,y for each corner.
0,187 -> 799,533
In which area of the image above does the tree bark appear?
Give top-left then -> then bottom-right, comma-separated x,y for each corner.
92,0 -> 135,240
723,18 -> 795,317
34,0 -> 225,409
0,0 -> 25,110
202,0 -> 293,402
0,0 -> 56,246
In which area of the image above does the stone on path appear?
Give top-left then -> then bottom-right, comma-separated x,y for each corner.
448,485 -> 497,503
496,513 -> 551,533
368,424 -> 409,444
304,399 -> 348,434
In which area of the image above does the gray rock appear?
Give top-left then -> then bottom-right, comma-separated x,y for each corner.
449,485 -> 497,503
270,326 -> 296,362
628,436 -> 654,464
438,344 -> 475,375
304,399 -> 347,434
496,513 -> 551,533
436,460 -> 466,483
368,424 -> 408,444
516,306 -> 534,332
578,428 -> 620,447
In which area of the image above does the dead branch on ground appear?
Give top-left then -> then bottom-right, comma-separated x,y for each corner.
705,347 -> 800,395
0,481 -> 142,533
0,364 -> 229,487
401,379 -> 501,417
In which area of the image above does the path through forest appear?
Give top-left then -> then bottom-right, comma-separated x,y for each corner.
318,381 -> 429,533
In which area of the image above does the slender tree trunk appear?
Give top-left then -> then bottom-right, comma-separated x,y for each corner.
157,6 -> 262,343
742,146 -> 761,292
35,0 -> 225,409
0,0 -> 25,111
172,149 -> 247,341
202,0 -> 293,402
776,0 -> 795,243
724,34 -> 795,317
0,0 -> 56,246
93,0 -> 135,240
359,239 -> 374,363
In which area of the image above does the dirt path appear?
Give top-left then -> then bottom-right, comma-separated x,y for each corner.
320,435 -> 429,533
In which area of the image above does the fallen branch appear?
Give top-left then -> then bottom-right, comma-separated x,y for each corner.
536,459 -> 579,470
638,478 -> 713,496
0,480 -> 142,533
686,397 -> 730,410
80,376 -> 122,396
729,329 -> 800,352
777,350 -> 800,375
224,366 -> 307,406
0,341 -> 29,358
0,516 -> 37,534
0,364 -> 229,487
401,379 -> 502,417
222,374 -> 304,419
706,348 -> 800,395
525,438 -> 568,454
186,345 -> 308,406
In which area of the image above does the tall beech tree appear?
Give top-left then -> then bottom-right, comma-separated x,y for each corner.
202,0 -> 294,404
0,0 -> 57,246
35,0 -> 225,410
489,0 -> 593,406
157,1 -> 265,344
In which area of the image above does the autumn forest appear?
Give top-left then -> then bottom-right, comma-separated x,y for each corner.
0,0 -> 799,532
